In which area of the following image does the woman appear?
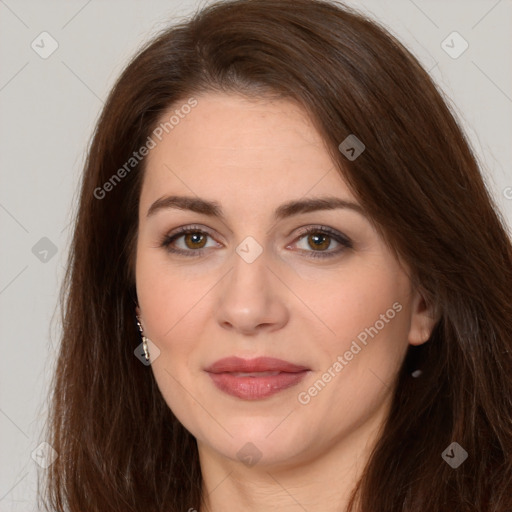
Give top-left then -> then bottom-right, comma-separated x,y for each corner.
41,0 -> 512,510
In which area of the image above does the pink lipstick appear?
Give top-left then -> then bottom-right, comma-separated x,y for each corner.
205,356 -> 309,400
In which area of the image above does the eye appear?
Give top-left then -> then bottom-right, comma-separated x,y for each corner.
289,226 -> 352,259
160,225 -> 219,257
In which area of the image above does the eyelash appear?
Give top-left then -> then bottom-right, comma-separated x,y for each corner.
159,224 -> 353,259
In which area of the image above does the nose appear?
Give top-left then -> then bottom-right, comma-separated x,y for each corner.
213,248 -> 290,336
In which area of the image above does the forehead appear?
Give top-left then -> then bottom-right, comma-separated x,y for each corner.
140,93 -> 353,211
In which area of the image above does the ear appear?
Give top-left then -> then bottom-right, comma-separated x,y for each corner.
408,288 -> 438,346
135,305 -> 141,317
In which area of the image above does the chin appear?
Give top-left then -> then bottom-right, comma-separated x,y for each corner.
197,417 -> 314,468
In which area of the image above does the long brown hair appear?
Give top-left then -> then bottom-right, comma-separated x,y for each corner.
41,0 -> 512,510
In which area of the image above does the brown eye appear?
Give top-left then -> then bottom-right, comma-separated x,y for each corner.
291,226 -> 353,259
184,232 -> 207,249
307,233 -> 331,251
160,226 -> 219,257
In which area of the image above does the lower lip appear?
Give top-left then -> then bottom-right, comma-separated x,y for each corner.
207,371 -> 309,400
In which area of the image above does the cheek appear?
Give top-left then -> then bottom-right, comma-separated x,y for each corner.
136,257 -> 210,433
296,302 -> 409,447
135,247 -> 208,340
293,260 -> 412,410
292,259 -> 410,353
135,248 -> 211,388
297,265 -> 411,417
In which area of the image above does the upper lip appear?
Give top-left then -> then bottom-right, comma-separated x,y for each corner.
205,357 -> 309,374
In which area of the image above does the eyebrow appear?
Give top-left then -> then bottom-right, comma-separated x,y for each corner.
146,194 -> 366,221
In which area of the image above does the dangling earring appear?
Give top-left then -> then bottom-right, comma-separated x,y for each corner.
136,315 -> 151,362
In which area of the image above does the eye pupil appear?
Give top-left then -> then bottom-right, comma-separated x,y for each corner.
308,233 -> 330,251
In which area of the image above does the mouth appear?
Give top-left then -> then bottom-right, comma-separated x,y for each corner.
205,357 -> 310,400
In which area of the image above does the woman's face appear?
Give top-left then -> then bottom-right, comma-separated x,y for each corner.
135,92 -> 434,468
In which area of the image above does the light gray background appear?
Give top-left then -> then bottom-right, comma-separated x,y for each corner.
0,0 -> 511,509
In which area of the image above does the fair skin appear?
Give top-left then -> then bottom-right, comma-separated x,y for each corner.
135,92 -> 436,512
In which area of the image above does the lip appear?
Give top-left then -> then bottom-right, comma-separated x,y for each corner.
205,357 -> 310,400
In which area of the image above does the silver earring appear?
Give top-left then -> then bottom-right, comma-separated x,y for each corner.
136,315 -> 151,362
